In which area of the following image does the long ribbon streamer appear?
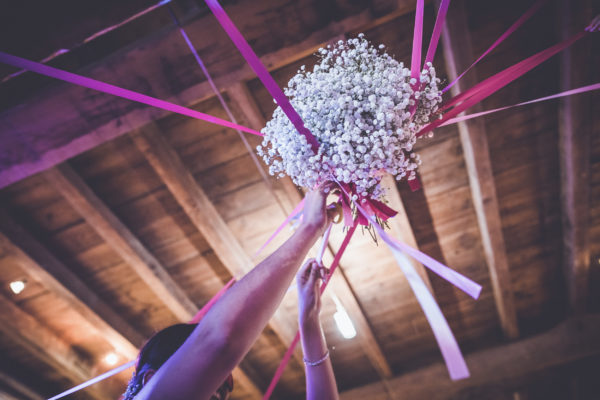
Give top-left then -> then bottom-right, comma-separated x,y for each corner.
411,0 -> 425,81
335,180 -> 474,380
424,0 -> 451,65
441,82 -> 600,126
48,360 -> 136,400
263,220 -> 359,399
443,0 -> 547,93
204,0 -> 320,153
0,52 -> 262,137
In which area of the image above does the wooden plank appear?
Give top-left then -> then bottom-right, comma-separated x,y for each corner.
0,371 -> 44,400
0,1 -> 426,189
0,292 -> 109,400
340,314 -> 600,400
43,163 -> 198,321
227,82 -> 393,378
439,0 -> 519,338
557,0 -> 592,314
0,209 -> 143,357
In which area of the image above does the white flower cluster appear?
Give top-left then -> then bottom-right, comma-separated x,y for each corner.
257,34 -> 442,200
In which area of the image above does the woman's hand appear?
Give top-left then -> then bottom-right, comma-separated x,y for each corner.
297,259 -> 327,327
300,182 -> 337,236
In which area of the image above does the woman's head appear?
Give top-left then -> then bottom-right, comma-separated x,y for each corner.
122,323 -> 233,399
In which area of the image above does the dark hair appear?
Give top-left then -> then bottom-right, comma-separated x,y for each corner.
122,324 -> 197,399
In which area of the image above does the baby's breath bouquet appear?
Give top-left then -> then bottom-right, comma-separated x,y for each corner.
257,34 -> 441,202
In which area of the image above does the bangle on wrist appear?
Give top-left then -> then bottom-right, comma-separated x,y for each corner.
303,350 -> 329,367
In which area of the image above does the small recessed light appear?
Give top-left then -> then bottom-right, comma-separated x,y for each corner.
9,280 -> 26,295
104,353 -> 119,366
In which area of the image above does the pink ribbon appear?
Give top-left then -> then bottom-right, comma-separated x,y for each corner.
0,52 -> 262,137
424,0 -> 451,65
253,199 -> 305,258
418,30 -> 590,137
443,0 -> 547,93
335,180 -> 478,379
263,220 -> 359,399
204,0 -> 320,153
440,82 -> 600,126
411,0 -> 425,82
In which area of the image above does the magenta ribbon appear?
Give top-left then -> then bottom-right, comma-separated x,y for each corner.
411,0 -> 425,82
0,52 -> 262,137
418,29 -> 590,137
441,82 -> 600,126
443,0 -> 547,93
424,0 -> 451,65
204,0 -> 320,153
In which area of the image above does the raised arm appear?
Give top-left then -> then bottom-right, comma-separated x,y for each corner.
297,259 -> 338,400
137,184 -> 335,400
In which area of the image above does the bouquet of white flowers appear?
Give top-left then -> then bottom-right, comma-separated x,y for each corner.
257,34 -> 442,203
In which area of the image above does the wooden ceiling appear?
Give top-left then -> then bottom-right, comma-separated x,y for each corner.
0,0 -> 599,399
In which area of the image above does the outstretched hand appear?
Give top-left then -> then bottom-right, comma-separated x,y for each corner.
297,258 -> 328,326
301,182 -> 338,236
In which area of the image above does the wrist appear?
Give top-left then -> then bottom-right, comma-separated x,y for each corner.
299,314 -> 321,330
297,221 -> 322,237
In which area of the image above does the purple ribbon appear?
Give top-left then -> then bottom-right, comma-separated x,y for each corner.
335,180 -> 478,379
0,51 -> 262,137
443,0 -> 547,93
204,0 -> 320,153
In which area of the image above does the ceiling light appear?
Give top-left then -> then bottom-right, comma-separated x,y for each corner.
104,353 -> 119,366
331,293 -> 357,339
9,280 -> 26,295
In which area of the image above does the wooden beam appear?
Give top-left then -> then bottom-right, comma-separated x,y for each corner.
0,2 -> 424,189
227,81 -> 393,378
557,0 -> 592,314
439,0 -> 519,338
340,314 -> 600,400
0,371 -> 45,400
43,163 -> 198,321
0,209 -> 143,357
0,292 -> 110,400
130,123 -> 289,391
0,201 -> 263,400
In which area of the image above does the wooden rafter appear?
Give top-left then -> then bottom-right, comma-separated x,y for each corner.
0,209 -> 143,357
340,314 -> 600,400
0,292 -> 109,400
43,163 -> 198,321
558,0 -> 592,314
43,164 -> 263,397
227,81 -> 393,379
0,2 -> 425,189
130,123 -> 304,369
0,198 -> 263,399
0,370 -> 45,400
439,0 -> 519,339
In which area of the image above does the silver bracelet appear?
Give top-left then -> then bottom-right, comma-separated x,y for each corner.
303,350 -> 330,367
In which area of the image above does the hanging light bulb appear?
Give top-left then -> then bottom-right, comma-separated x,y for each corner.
104,353 -> 119,366
9,280 -> 26,295
331,293 -> 356,339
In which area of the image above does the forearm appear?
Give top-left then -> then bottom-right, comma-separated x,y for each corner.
203,223 -> 321,359
301,319 -> 338,400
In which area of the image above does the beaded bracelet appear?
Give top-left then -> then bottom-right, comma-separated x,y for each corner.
303,350 -> 330,367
